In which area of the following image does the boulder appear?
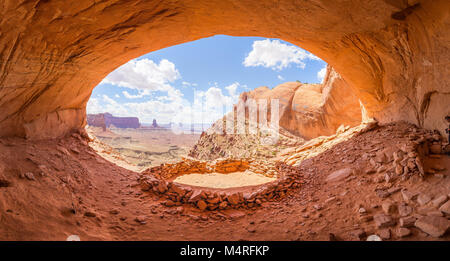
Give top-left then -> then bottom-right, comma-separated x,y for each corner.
398,204 -> 413,217
396,228 -> 411,238
417,194 -> 431,206
378,228 -> 391,240
432,195 -> 448,208
227,193 -> 240,205
374,214 -> 395,228
399,216 -> 417,228
401,189 -> 418,202
414,216 -> 449,238
197,200 -> 207,211
325,168 -> 353,183
438,200 -> 450,215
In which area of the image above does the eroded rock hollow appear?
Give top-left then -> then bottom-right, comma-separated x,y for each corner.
0,0 -> 449,139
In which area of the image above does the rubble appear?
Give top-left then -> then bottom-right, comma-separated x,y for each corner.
138,158 -> 302,211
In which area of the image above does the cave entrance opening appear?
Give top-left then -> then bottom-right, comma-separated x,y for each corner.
84,35 -> 332,179
83,34 -> 365,196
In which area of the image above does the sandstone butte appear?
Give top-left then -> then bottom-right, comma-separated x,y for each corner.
0,0 -> 448,141
236,66 -> 362,139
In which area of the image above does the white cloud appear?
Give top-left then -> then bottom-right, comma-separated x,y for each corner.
243,39 -> 320,71
122,90 -> 148,99
225,82 -> 239,97
86,97 -> 102,114
317,66 -> 327,82
102,58 -> 180,92
277,75 -> 284,81
182,81 -> 198,87
87,83 -> 241,125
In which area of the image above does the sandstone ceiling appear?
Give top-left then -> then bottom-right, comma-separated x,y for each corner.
0,0 -> 448,139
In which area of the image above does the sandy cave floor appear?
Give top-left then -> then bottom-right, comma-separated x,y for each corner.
173,171 -> 276,189
0,122 -> 449,241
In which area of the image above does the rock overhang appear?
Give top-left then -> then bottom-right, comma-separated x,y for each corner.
0,0 -> 448,139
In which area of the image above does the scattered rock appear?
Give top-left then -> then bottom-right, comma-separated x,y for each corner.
219,201 -> 228,209
165,200 -> 177,207
401,189 -> 418,202
378,228 -> 391,240
325,168 -> 353,182
427,211 -> 443,217
438,200 -> 450,215
227,193 -> 240,205
365,168 -> 377,175
375,189 -> 391,199
324,197 -> 336,204
24,172 -> 36,181
366,235 -> 382,241
417,194 -> 431,206
197,200 -> 207,211
109,209 -> 120,215
350,229 -> 366,241
135,215 -> 147,224
387,187 -> 401,195
399,216 -> 416,227
375,151 -> 387,163
66,235 -> 81,241
37,165 -> 49,176
381,201 -> 396,214
358,208 -> 367,215
414,216 -> 449,237
156,182 -> 168,193
313,204 -> 322,210
398,203 -> 413,217
432,195 -> 448,208
395,165 -> 403,175
359,215 -> 373,222
189,190 -> 203,202
374,214 -> 395,228
396,227 -> 411,238
84,211 -> 97,217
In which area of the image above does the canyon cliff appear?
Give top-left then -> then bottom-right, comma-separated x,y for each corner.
87,113 -> 140,130
0,0 -> 448,139
235,66 -> 362,139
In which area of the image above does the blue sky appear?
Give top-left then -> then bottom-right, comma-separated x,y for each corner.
87,35 -> 327,124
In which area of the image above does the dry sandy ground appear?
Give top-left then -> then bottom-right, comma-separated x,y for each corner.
0,122 -> 449,241
173,171 -> 276,188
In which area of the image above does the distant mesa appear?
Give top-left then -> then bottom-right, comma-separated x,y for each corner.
87,112 -> 141,130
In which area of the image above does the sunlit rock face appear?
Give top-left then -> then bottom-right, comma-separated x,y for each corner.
0,0 -> 448,139
236,66 -> 362,139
